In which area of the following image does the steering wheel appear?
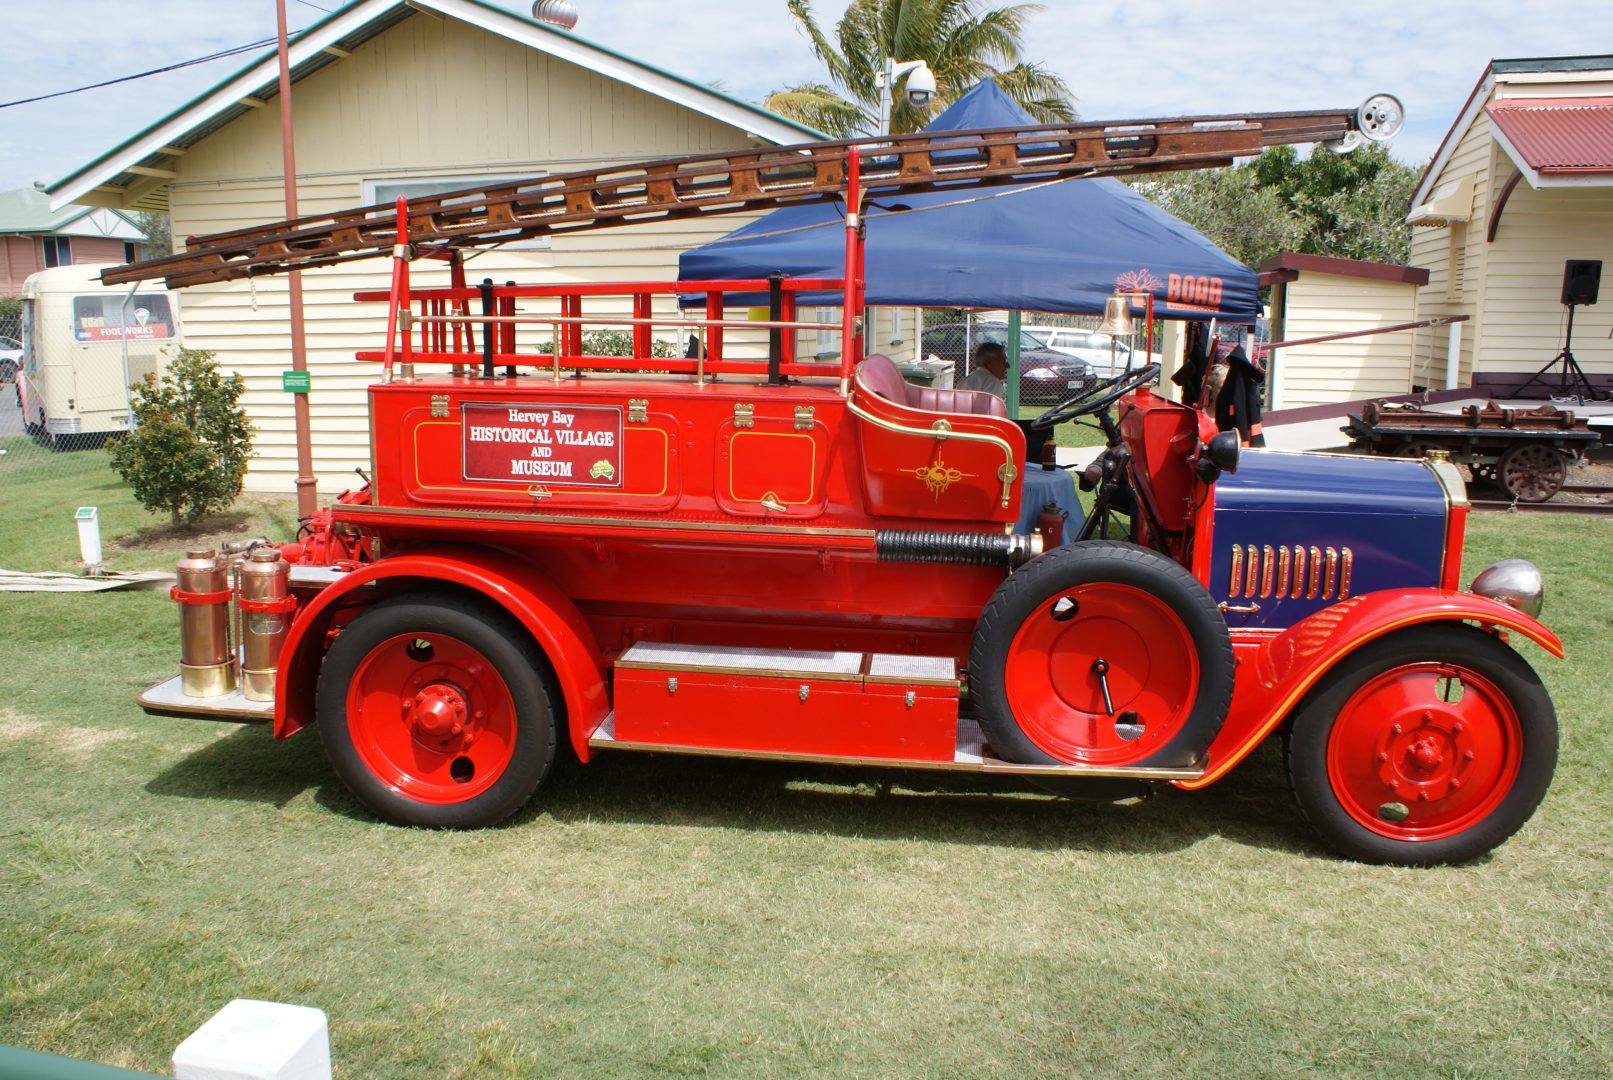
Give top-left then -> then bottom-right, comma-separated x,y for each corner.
1031,363 -> 1161,430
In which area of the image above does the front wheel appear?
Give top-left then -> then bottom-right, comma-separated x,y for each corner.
968,541 -> 1234,769
1285,624 -> 1557,865
316,594 -> 558,828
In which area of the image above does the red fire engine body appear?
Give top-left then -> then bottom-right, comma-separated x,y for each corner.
125,102 -> 1560,864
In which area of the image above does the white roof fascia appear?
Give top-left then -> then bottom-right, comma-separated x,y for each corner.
1411,72 -> 1496,209
47,1 -> 389,211
1495,69 -> 1613,86
432,0 -> 811,147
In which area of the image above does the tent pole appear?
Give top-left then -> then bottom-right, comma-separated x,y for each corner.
1006,310 -> 1022,420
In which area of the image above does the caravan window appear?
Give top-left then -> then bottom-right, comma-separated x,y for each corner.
72,293 -> 175,342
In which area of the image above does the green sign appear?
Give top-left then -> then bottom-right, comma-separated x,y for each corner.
282,370 -> 311,394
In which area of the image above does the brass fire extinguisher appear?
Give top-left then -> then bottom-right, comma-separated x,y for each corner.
173,548 -> 235,698
237,547 -> 295,702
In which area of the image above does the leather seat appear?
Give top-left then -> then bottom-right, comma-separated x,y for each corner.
855,354 -> 1007,418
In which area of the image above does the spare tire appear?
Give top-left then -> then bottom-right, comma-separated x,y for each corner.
968,540 -> 1234,769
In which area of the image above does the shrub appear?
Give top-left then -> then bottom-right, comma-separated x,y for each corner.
110,348 -> 253,526
534,330 -> 680,358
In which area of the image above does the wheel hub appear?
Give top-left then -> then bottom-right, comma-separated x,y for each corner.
1373,708 -> 1471,801
406,682 -> 470,740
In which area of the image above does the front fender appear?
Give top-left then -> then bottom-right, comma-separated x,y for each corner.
1177,589 -> 1562,791
274,547 -> 608,761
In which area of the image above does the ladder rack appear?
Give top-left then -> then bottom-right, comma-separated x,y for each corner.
104,103 -> 1388,289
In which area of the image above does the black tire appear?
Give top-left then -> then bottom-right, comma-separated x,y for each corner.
968,540 -> 1234,769
1285,623 -> 1557,865
316,593 -> 558,828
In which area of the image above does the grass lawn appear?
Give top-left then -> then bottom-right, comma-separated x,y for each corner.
1,453 -> 1610,1077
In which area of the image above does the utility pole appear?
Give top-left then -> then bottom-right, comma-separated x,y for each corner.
276,0 -> 317,519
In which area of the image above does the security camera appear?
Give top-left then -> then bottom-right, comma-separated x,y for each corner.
905,64 -> 937,108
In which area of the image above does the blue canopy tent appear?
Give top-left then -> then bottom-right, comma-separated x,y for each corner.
678,80 -> 1259,322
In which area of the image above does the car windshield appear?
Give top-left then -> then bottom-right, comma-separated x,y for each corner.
968,327 -> 1047,352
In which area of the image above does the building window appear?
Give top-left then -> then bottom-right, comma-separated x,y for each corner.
124,242 -> 139,263
362,175 -> 550,249
41,236 -> 72,268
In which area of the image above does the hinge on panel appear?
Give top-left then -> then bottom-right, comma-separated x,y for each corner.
628,398 -> 649,424
733,403 -> 755,429
430,394 -> 449,418
793,405 -> 816,431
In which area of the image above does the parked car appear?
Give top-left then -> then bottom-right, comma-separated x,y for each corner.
1024,325 -> 1160,378
0,335 -> 20,383
920,321 -> 1089,404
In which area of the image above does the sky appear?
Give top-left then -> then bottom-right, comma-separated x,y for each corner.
3,0 -> 1613,196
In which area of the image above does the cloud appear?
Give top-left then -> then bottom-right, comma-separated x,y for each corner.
4,0 -> 1611,193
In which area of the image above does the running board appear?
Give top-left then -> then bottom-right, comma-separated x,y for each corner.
588,712 -> 1205,782
136,673 -> 273,724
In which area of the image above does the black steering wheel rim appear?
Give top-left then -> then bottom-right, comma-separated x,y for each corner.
1031,363 -> 1161,429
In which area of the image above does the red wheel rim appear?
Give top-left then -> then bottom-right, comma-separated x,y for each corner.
1004,583 -> 1200,765
1326,663 -> 1521,842
346,632 -> 518,805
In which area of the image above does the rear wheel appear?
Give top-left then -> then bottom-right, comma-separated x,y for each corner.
1499,443 -> 1566,502
1285,624 -> 1556,865
317,594 -> 558,828
969,541 -> 1234,769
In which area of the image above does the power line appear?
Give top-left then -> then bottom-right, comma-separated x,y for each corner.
0,32 -> 299,110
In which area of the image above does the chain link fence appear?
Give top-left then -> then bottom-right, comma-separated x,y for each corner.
911,307 -> 1144,408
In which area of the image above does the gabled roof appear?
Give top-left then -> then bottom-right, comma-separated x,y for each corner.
1487,98 -> 1613,177
0,187 -> 142,238
47,0 -> 823,212
1410,54 -> 1613,210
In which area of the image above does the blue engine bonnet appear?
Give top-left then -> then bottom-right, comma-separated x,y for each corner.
1206,450 -> 1453,630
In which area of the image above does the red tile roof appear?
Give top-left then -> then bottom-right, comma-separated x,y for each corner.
1486,97 -> 1613,174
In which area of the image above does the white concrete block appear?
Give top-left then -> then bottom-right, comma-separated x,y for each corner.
172,999 -> 331,1080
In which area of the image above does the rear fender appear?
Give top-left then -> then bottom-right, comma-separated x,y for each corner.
1178,589 -> 1562,791
274,547 -> 608,761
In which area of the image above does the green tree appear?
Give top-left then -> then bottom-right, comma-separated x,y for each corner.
1137,143 -> 1424,268
1134,167 -> 1303,270
133,212 -> 173,259
109,348 -> 253,526
765,0 -> 1075,137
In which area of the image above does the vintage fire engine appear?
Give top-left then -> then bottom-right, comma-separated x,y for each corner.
118,100 -> 1560,865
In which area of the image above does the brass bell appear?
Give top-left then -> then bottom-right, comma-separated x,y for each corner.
1097,293 -> 1134,337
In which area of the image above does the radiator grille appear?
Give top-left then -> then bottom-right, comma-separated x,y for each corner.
1229,544 -> 1352,600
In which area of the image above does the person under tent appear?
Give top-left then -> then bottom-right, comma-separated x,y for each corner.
958,342 -> 1009,398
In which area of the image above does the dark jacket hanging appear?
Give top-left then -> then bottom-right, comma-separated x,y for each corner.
1214,345 -> 1266,447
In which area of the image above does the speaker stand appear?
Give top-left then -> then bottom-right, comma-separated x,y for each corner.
1510,303 -> 1608,402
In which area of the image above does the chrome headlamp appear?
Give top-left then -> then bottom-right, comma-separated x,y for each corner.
1469,559 -> 1544,618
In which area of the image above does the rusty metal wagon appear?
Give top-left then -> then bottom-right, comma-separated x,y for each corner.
1345,399 -> 1600,502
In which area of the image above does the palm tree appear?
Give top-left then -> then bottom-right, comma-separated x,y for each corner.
765,0 -> 1075,138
